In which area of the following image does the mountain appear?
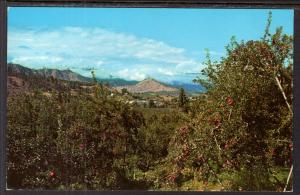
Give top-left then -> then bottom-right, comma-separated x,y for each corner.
98,78 -> 138,87
8,63 -> 141,87
8,63 -> 93,83
115,78 -> 178,93
170,81 -> 204,93
7,63 -> 203,94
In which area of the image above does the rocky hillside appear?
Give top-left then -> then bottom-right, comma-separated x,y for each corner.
115,78 -> 178,93
8,63 -> 92,83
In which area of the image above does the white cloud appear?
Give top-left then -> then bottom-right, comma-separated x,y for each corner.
117,68 -> 146,81
95,60 -> 104,67
157,68 -> 175,76
12,56 -> 63,64
8,26 -> 204,82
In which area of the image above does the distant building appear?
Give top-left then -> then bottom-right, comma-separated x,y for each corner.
125,99 -> 165,108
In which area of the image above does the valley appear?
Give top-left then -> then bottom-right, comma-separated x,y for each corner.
7,63 -> 201,109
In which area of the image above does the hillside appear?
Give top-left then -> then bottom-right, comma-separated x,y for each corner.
115,78 -> 178,93
8,63 -> 141,86
8,63 -> 93,83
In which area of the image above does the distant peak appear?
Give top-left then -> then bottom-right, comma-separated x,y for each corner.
143,77 -> 156,81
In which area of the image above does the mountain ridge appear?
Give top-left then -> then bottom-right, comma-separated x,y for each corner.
7,63 -> 203,93
7,63 -> 141,87
8,63 -> 93,83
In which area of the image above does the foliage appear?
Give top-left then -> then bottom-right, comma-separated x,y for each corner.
178,88 -> 189,112
166,12 -> 293,191
7,77 -> 147,189
121,88 -> 129,95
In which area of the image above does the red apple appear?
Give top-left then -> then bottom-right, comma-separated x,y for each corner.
79,143 -> 85,150
226,96 -> 234,106
224,144 -> 229,149
49,170 -> 55,177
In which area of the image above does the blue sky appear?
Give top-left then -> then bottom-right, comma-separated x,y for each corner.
7,7 -> 293,84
